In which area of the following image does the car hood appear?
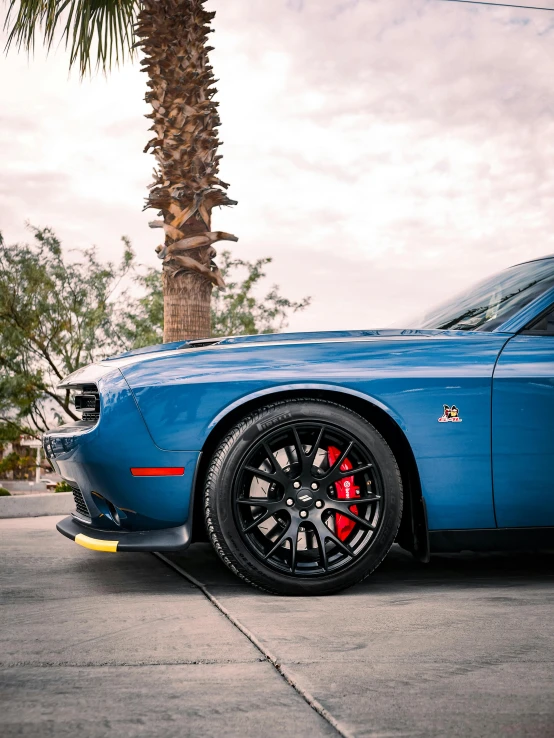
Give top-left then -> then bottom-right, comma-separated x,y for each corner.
58,328 -> 493,389
103,329 -> 450,363
102,330 -> 390,362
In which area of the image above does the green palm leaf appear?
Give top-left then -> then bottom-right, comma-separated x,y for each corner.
4,0 -> 139,75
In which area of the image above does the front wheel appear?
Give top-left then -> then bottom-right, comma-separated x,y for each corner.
204,399 -> 403,595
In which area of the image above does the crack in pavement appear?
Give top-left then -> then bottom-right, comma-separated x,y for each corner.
1,658 -> 266,668
153,552 -> 356,738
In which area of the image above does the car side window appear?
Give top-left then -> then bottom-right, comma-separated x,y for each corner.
523,306 -> 554,335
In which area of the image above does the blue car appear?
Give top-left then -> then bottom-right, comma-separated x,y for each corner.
45,255 -> 554,595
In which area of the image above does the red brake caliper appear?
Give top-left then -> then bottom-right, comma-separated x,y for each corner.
327,445 -> 360,541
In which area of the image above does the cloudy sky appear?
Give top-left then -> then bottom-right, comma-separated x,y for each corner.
2,0 -> 554,331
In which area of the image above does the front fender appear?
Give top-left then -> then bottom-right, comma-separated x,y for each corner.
206,382 -> 408,435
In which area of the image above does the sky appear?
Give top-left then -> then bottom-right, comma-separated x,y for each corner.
2,0 -> 554,331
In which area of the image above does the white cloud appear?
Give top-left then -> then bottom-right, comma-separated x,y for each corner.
2,0 -> 554,331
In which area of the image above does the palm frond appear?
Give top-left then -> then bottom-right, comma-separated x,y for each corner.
4,0 -> 139,75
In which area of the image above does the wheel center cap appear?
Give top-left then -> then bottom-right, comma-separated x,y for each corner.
295,489 -> 315,509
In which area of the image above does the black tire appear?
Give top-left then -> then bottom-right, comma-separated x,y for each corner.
204,399 -> 403,595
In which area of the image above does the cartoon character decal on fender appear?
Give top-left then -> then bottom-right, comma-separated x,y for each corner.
438,404 -> 462,423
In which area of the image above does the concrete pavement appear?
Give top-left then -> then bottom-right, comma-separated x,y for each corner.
1,516 -> 553,737
0,517 -> 334,738
169,545 -> 554,737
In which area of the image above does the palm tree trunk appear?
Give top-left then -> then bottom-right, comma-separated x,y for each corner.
162,271 -> 212,339
136,0 -> 237,342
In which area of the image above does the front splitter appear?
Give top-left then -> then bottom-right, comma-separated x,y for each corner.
56,515 -> 192,552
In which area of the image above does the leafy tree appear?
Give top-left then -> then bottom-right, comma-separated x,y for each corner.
120,251 -> 311,346
0,451 -> 35,478
0,228 -> 310,439
0,227 -> 135,438
118,268 -> 165,349
4,0 -> 236,342
211,252 -> 311,337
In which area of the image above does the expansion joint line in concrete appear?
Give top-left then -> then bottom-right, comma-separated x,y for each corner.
153,552 -> 355,738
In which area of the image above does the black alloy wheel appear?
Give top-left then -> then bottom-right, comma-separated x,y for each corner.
204,399 -> 403,595
234,422 -> 381,576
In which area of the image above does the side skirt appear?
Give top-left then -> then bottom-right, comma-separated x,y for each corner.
430,527 -> 554,553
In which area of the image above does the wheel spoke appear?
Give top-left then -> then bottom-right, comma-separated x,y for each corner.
341,462 -> 373,477
284,445 -> 297,468
263,522 -> 291,559
266,520 -> 284,539
327,494 -> 381,506
312,524 -> 329,572
236,497 -> 269,507
325,459 -> 373,486
262,442 -> 290,485
321,441 -> 354,481
237,497 -> 284,516
307,426 -> 325,461
290,426 -> 305,467
328,505 -> 375,530
263,441 -> 280,471
244,461 -> 289,487
321,524 -> 355,558
289,527 -> 299,573
244,465 -> 278,484
242,509 -> 273,533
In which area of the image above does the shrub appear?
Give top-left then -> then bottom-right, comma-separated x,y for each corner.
55,481 -> 73,493
0,487 -> 11,496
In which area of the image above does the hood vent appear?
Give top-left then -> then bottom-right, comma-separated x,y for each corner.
104,337 -> 223,362
185,338 -> 222,348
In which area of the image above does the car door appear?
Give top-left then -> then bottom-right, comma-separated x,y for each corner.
492,303 -> 554,527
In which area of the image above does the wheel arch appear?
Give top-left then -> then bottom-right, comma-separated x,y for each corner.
190,386 -> 429,561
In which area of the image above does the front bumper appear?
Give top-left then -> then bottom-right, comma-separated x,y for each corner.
57,515 -> 191,552
44,368 -> 200,540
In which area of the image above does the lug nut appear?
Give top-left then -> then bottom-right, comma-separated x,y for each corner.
299,510 -> 308,519
315,500 -> 324,509
293,481 -> 301,489
286,498 -> 294,506
311,482 -> 318,490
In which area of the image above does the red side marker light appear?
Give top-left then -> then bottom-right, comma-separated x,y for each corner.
130,467 -> 185,477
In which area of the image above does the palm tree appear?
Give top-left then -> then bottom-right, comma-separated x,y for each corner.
4,0 -> 237,341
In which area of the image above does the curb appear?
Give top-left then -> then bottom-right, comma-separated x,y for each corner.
0,492 -> 74,519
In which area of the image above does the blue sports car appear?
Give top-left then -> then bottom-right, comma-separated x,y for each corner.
45,255 -> 554,595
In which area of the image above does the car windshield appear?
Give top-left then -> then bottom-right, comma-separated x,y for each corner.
406,258 -> 554,331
